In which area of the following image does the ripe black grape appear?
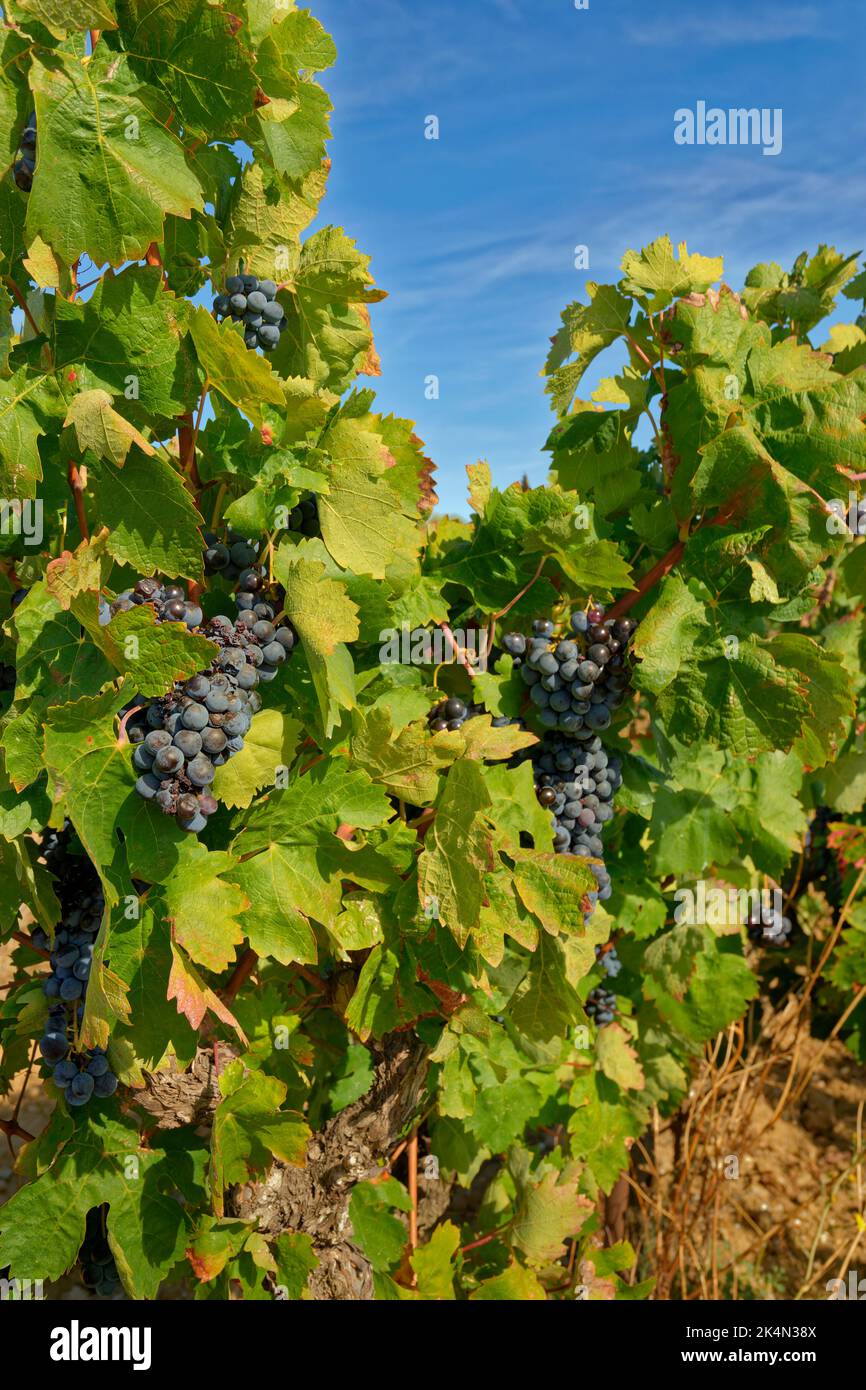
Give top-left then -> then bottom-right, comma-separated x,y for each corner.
12,110 -> 36,191
128,565 -> 299,836
79,1208 -> 123,1297
213,270 -> 287,353
32,830 -> 118,1109
585,986 -> 617,1026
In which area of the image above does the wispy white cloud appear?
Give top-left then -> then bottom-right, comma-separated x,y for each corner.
626,5 -> 826,48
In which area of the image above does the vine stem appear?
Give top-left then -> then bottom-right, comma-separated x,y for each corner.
177,377 -> 209,501
623,328 -> 665,393
191,376 -> 210,460
485,554 -> 547,652
438,621 -> 476,679
607,496 -> 742,621
407,1132 -> 419,1251
71,274 -> 105,296
178,415 -> 202,494
210,482 -> 228,531
67,460 -> 90,541
117,703 -> 145,746
0,1117 -> 34,1143
4,276 -> 41,338
461,1220 -> 512,1254
222,948 -> 258,1005
607,538 -> 684,621
11,1041 -> 38,1128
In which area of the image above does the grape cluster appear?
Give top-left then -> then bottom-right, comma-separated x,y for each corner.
585,986 -> 618,1026
504,606 -> 637,736
204,509 -> 318,582
286,497 -> 320,538
595,943 -> 622,978
100,577 -> 203,629
0,663 -> 15,692
12,110 -> 36,192
427,697 -> 515,732
503,607 -> 639,1029
129,569 -> 296,833
747,904 -> 793,949
213,273 -> 286,353
79,1209 -> 122,1298
203,530 -> 262,580
530,737 -> 625,1023
33,831 -> 118,1106
532,733 -> 622,882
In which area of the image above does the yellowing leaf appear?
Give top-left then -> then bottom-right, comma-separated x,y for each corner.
65,389 -> 156,466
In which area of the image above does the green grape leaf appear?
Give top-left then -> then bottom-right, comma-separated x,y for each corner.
212,707 -> 303,810
64,389 -> 156,467
510,1163 -> 594,1267
274,227 -> 384,393
155,842 -> 249,973
11,0 -> 117,38
544,282 -> 635,415
27,51 -> 204,267
596,1024 -> 645,1092
409,1221 -> 459,1300
349,706 -> 458,806
619,235 -> 723,312
210,1067 -> 309,1218
42,686 -> 132,882
115,0 -> 257,137
314,411 -> 421,578
87,450 -> 206,582
274,552 -> 359,736
0,364 -> 64,499
271,1232 -> 318,1300
470,1260 -> 547,1301
419,759 -> 492,946
348,1177 -> 411,1274
0,1109 -> 207,1298
188,306 -> 286,426
92,605 -> 218,696
54,267 -> 198,430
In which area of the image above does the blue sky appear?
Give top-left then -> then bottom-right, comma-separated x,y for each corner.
312,0 -> 865,514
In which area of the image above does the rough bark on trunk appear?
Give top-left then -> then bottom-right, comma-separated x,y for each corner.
135,1033 -> 430,1300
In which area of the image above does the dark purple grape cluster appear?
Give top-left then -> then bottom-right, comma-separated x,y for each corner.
79,1209 -> 122,1298
204,509 -> 318,581
747,905 -> 793,949
595,943 -> 622,978
504,606 -> 637,736
213,273 -> 286,353
13,110 -> 35,192
99,578 -> 203,629
531,731 -> 622,894
129,569 -> 296,834
427,696 -> 515,732
0,663 -> 15,692
501,606 -> 637,1027
585,986 -> 617,1026
286,497 -> 320,538
203,530 -> 263,580
33,831 -> 117,1106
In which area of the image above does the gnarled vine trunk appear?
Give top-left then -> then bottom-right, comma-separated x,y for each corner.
137,1033 -> 430,1300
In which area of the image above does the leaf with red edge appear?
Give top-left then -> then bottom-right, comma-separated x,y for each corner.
168,942 -> 247,1042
